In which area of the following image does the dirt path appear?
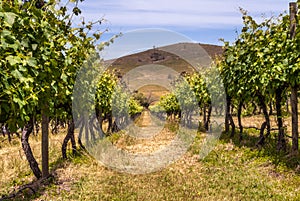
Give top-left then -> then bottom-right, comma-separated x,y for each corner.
92,110 -> 196,174
136,110 -> 153,127
116,110 -> 174,152
124,110 -> 165,139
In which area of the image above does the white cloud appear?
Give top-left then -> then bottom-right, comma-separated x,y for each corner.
78,0 -> 291,29
69,0 -> 292,44
81,11 -> 242,28
81,0 -> 289,14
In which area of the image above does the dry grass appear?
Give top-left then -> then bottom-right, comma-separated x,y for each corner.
34,136 -> 300,201
0,116 -> 300,201
114,127 -> 176,154
0,129 -> 66,197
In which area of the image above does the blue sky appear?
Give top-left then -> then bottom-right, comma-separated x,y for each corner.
71,0 -> 293,46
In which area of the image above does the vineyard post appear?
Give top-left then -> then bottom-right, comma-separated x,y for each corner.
289,2 -> 298,154
41,105 -> 49,178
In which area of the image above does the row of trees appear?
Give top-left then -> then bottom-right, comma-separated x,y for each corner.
218,4 -> 300,153
0,0 -> 105,179
1,0 -> 144,180
150,2 -> 300,155
149,72 -> 216,130
0,1 -> 161,183
95,70 -> 143,135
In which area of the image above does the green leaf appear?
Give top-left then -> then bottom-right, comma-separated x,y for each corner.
32,44 -> 38,51
1,30 -> 11,37
6,55 -> 22,66
27,57 -> 37,67
61,73 -> 68,82
12,96 -> 26,107
3,12 -> 17,26
18,65 -> 27,72
72,7 -> 81,16
11,69 -> 23,80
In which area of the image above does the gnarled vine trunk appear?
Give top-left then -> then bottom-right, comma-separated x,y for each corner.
205,104 -> 212,131
237,100 -> 243,141
62,118 -> 76,159
276,88 -> 286,151
21,118 -> 42,179
203,104 -> 207,128
257,94 -> 270,145
225,94 -> 230,132
225,93 -> 235,137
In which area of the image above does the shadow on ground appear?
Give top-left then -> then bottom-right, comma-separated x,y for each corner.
219,129 -> 300,172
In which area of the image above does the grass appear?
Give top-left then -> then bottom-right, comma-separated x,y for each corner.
0,131 -> 66,199
0,122 -> 300,201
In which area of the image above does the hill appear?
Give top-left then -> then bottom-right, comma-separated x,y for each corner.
107,42 -> 223,75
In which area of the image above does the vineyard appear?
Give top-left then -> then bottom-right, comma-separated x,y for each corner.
1,0 -> 300,200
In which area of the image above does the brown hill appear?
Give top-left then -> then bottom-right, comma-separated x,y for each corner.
107,42 -> 223,75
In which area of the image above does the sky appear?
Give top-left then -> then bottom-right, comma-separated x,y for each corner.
71,0 -> 293,46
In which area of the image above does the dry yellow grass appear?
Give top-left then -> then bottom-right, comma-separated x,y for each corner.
0,130 -> 66,196
0,115 -> 300,201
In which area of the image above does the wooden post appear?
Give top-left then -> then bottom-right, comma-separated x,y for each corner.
41,106 -> 49,178
289,2 -> 298,154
